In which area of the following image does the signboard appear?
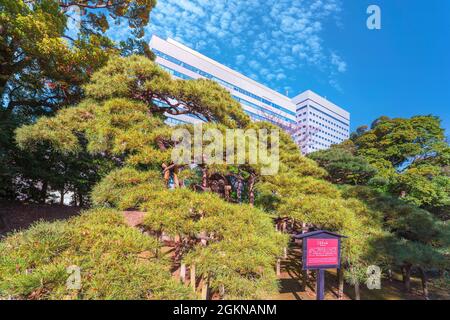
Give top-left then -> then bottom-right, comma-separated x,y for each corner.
294,230 -> 346,300
295,231 -> 344,270
305,238 -> 339,269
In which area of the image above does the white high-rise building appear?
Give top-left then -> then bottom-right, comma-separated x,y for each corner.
292,90 -> 350,153
149,35 -> 350,153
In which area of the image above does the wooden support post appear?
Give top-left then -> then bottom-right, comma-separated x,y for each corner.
354,280 -> 361,300
302,222 -> 308,233
402,265 -> 412,293
276,258 -> 281,276
419,267 -> 429,300
180,263 -> 186,283
283,247 -> 288,259
316,269 -> 325,300
301,270 -> 308,291
190,265 -> 196,292
387,269 -> 393,282
337,268 -> 344,300
201,276 -> 210,300
219,284 -> 225,300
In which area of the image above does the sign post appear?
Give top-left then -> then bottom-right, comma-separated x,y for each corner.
294,230 -> 347,300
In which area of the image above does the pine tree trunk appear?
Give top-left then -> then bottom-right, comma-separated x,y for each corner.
237,178 -> 242,203
219,284 -> 225,299
402,264 -> 412,293
40,181 -> 48,204
190,265 -> 196,292
419,267 -> 429,300
354,280 -> 360,300
60,189 -> 65,205
248,175 -> 255,206
78,192 -> 84,207
201,164 -> 208,189
337,268 -> 344,299
302,222 -> 308,233
387,269 -> 393,282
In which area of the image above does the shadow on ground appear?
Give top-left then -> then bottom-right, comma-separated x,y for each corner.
273,242 -> 449,300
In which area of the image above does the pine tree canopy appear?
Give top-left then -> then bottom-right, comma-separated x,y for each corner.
6,54 -> 388,299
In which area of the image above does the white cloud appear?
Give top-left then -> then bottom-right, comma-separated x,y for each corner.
235,54 -> 246,65
146,0 -> 346,91
331,52 -> 347,73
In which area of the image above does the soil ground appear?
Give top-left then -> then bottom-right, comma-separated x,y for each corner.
0,202 -> 81,237
272,241 -> 450,300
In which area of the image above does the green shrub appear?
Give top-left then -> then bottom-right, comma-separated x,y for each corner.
141,189 -> 288,299
0,208 -> 193,300
91,167 -> 164,210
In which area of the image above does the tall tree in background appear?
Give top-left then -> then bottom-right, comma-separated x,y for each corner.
310,116 -> 449,296
0,0 -> 156,202
308,141 -> 378,185
342,186 -> 449,298
352,115 -> 450,218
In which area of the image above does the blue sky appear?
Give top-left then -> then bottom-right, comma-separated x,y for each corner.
108,0 -> 450,135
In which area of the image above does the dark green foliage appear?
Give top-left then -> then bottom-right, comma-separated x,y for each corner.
0,0 -> 157,203
309,143 -> 377,185
343,186 -> 449,272
352,115 -> 450,214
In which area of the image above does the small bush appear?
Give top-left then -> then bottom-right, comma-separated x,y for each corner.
0,208 -> 193,300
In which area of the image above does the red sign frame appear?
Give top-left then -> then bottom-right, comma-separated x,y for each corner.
300,231 -> 343,270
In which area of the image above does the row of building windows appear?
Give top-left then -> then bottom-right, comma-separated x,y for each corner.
297,114 -> 346,140
309,112 -> 348,136
158,62 -> 295,126
296,104 -> 349,129
162,99 -> 281,127
243,110 -> 285,125
297,130 -> 342,145
318,129 -> 344,142
232,95 -> 296,124
165,117 -> 188,125
313,140 -> 330,148
308,143 -> 328,151
160,65 -> 193,80
309,119 -> 345,140
153,49 -> 296,117
297,110 -> 348,138
316,133 -> 341,144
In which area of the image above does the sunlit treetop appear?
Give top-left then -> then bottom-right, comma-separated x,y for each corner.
83,55 -> 251,128
57,0 -> 157,37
